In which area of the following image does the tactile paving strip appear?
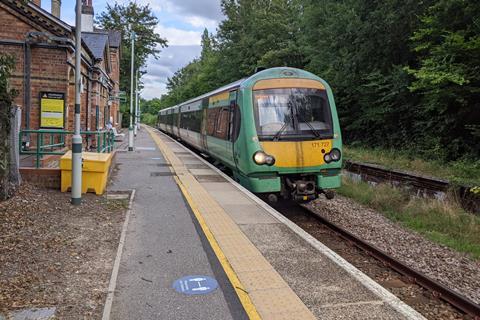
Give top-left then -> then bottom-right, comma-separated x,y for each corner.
146,127 -> 315,320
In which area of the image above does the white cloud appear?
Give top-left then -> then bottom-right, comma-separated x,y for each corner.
141,45 -> 201,99
183,15 -> 218,30
156,25 -> 202,46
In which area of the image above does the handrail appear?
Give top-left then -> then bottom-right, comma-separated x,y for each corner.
19,129 -> 115,168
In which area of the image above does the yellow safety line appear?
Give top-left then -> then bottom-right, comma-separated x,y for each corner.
146,127 -> 261,320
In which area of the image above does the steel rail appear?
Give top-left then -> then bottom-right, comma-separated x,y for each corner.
343,160 -> 479,214
299,205 -> 480,319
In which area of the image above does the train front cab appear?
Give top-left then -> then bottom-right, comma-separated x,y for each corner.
234,68 -> 342,201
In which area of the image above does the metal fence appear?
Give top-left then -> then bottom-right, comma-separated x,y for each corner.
20,129 -> 115,168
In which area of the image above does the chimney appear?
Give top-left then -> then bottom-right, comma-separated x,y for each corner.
32,0 -> 41,7
51,0 -> 61,18
81,0 -> 94,32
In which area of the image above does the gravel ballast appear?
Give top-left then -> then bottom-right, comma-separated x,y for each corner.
306,195 -> 480,305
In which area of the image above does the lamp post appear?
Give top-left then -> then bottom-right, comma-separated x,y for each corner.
128,27 -> 135,151
133,68 -> 138,136
71,0 -> 82,205
135,69 -> 140,132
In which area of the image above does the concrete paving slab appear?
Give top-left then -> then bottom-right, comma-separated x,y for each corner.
201,182 -> 238,192
205,190 -> 254,205
189,168 -> 217,176
218,203 -> 279,225
239,223 -> 406,319
314,302 -> 405,320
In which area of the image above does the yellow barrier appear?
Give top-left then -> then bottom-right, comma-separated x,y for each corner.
60,151 -> 113,195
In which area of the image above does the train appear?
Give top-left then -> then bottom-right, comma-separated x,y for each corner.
157,67 -> 342,202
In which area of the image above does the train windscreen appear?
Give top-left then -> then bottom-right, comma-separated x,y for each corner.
253,88 -> 333,140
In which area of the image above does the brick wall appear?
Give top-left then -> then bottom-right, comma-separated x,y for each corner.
2,2 -> 121,155
20,168 -> 61,189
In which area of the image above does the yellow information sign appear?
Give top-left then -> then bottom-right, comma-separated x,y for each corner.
40,92 -> 65,128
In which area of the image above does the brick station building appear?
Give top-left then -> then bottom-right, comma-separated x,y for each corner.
0,0 -> 121,148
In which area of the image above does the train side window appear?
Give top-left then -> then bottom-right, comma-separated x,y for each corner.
215,108 -> 229,140
207,108 -> 219,136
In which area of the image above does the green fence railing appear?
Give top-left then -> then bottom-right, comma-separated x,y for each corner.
20,129 -> 115,168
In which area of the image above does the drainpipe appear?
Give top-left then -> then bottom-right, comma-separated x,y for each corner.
24,39 -> 31,139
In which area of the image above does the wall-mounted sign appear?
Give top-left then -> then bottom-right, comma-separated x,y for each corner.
40,92 -> 65,129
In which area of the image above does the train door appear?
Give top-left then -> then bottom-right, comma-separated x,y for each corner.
225,90 -> 237,167
200,98 -> 209,152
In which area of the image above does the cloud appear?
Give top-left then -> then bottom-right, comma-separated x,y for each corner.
155,25 -> 202,46
164,0 -> 223,21
141,45 -> 201,99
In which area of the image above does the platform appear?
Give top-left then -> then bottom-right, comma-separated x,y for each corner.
105,127 -> 425,320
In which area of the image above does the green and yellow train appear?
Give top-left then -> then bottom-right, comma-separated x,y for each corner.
157,67 -> 342,202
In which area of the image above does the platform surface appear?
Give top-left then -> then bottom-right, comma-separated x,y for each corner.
106,127 -> 425,320
107,131 -> 246,320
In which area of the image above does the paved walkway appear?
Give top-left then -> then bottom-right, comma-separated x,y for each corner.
107,129 -> 246,320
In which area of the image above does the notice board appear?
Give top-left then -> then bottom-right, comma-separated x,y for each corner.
40,92 -> 65,129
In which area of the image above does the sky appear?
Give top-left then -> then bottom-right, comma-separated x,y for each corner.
40,0 -> 224,99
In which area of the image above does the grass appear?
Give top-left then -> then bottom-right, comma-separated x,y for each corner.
343,145 -> 480,186
338,176 -> 480,260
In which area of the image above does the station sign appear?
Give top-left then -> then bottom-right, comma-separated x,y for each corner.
40,92 -> 65,129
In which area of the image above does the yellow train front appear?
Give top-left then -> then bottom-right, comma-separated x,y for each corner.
158,67 -> 342,202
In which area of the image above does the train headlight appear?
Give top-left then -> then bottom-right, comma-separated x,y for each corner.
324,153 -> 332,163
330,148 -> 341,161
253,151 -> 275,166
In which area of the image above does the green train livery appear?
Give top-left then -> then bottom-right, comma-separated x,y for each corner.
157,67 -> 342,202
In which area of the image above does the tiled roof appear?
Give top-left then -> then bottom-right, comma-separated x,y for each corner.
82,32 -> 109,60
108,30 -> 121,48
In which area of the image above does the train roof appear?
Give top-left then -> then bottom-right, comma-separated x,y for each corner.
158,78 -> 245,115
157,67 -> 330,116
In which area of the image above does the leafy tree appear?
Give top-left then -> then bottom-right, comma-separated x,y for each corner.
0,54 -> 19,200
97,2 -> 168,96
217,0 -> 305,81
406,0 -> 480,158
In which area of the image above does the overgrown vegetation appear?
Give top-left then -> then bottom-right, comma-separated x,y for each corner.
141,0 -> 480,163
344,146 -> 480,186
0,54 -> 18,200
338,176 -> 480,259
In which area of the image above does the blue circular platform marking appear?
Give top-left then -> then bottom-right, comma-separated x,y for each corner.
172,275 -> 218,295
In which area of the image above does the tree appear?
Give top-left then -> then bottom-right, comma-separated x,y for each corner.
406,0 -> 480,158
217,0 -> 305,82
0,54 -> 19,200
97,2 -> 168,96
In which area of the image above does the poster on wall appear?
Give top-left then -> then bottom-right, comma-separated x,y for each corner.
40,92 -> 65,129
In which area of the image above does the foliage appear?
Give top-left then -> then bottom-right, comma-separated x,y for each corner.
140,113 -> 157,126
0,54 -> 18,200
406,0 -> 480,159
344,145 -> 480,186
96,2 -> 167,96
338,176 -> 480,260
149,0 -> 479,162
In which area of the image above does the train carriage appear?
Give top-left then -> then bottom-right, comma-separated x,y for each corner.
157,67 -> 342,202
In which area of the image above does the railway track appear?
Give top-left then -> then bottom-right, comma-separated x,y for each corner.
344,160 -> 479,214
273,201 -> 480,319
